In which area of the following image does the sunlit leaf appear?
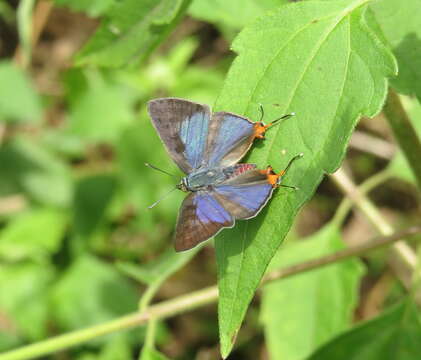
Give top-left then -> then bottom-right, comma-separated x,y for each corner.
370,0 -> 421,102
0,262 -> 55,342
214,0 -> 396,356
0,61 -> 41,122
0,208 -> 67,262
75,0 -> 191,67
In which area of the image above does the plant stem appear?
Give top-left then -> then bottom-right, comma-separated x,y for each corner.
332,168 -> 392,227
1,227 -> 420,360
383,88 -> 421,191
330,168 -> 418,287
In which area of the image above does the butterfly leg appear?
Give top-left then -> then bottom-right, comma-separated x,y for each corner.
259,153 -> 303,188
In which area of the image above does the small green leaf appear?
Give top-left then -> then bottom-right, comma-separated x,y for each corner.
64,69 -> 137,143
0,208 -> 67,262
100,335 -> 133,360
214,0 -> 396,357
0,262 -> 55,342
0,136 -> 72,206
75,0 -> 191,67
140,347 -> 169,360
370,0 -> 421,102
73,174 -> 116,239
0,61 -> 41,122
261,223 -> 364,360
117,246 -> 198,310
308,299 -> 421,359
117,246 -> 197,286
51,255 -> 138,332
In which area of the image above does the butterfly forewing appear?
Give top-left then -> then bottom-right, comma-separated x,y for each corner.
205,112 -> 255,167
148,98 -> 211,173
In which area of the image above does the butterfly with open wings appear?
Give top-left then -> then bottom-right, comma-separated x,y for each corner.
147,98 -> 302,251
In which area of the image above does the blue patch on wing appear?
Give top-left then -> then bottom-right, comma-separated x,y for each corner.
180,112 -> 209,169
194,192 -> 232,224
215,183 -> 272,214
208,114 -> 254,166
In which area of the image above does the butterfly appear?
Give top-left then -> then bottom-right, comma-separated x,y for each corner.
147,98 -> 302,251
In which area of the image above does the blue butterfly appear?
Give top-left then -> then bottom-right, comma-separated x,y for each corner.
147,98 -> 302,251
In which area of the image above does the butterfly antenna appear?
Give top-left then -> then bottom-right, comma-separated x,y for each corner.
258,103 -> 265,122
270,112 -> 296,126
145,162 -> 177,178
147,186 -> 178,209
283,153 -> 304,175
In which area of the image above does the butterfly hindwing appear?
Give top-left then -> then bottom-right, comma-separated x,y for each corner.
148,98 -> 211,173
213,165 -> 274,219
175,191 -> 234,252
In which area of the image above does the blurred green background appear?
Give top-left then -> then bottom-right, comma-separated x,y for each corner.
0,1 -> 420,359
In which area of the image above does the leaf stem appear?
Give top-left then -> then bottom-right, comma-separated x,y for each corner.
2,227 -> 421,360
383,88 -> 421,191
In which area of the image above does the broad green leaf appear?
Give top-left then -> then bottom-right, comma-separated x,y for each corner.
189,0 -> 286,30
75,0 -> 191,67
51,255 -> 138,333
0,262 -> 55,342
261,224 -> 364,360
0,208 -> 67,262
64,69 -> 137,143
0,61 -> 41,122
370,0 -> 421,102
308,299 -> 421,359
213,0 -> 396,357
54,0 -> 115,17
0,136 -> 72,206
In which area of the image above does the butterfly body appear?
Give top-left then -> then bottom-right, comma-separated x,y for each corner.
148,98 -> 299,251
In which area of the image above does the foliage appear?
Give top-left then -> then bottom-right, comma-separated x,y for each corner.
0,0 -> 420,359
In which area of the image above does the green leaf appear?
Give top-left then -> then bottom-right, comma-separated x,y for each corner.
214,0 -> 396,357
117,246 -> 197,286
261,224 -> 364,360
51,255 -> 138,332
75,0 -> 191,67
140,347 -> 169,360
387,96 -> 421,184
0,136 -> 72,206
64,69 -> 137,143
73,174 -> 116,239
370,0 -> 421,102
0,262 -> 55,342
100,335 -> 133,360
54,0 -> 115,17
189,0 -> 286,30
117,246 -> 198,310
0,208 -> 67,262
308,299 -> 421,359
0,61 -> 41,122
